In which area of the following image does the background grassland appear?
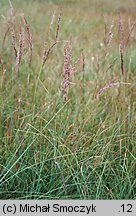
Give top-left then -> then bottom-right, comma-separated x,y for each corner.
0,0 -> 136,199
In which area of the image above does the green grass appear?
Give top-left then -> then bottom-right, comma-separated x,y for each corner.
0,0 -> 136,199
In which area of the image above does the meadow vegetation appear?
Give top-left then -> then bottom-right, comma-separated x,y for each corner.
0,0 -> 136,199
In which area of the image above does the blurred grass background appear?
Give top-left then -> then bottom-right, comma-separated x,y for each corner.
0,0 -> 136,199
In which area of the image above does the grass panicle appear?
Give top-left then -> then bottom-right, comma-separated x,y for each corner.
96,80 -> 119,99
16,30 -> 23,73
10,25 -> 17,58
62,45 -> 73,102
23,15 -> 33,65
42,42 -> 57,69
118,14 -> 124,76
125,22 -> 135,51
0,0 -> 135,199
41,12 -> 61,69
55,12 -> 61,41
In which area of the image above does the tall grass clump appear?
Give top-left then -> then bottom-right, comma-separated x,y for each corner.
0,0 -> 136,199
